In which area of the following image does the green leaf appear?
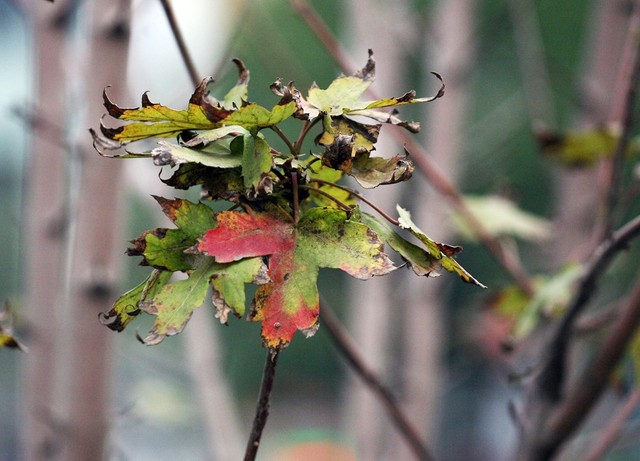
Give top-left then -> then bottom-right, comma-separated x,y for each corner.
316,116 -> 380,154
451,195 -> 551,242
396,206 -> 485,287
99,270 -> 173,332
300,51 -> 444,144
535,124 -> 640,167
139,257 -> 267,345
304,163 -> 356,209
350,150 -> 414,188
240,134 -> 273,189
139,258 -> 221,345
511,264 -> 583,339
211,258 -> 270,322
101,78 -> 221,142
128,197 -> 216,271
196,207 -> 396,348
223,101 -> 297,129
151,140 -> 242,168
99,64 -> 296,145
360,211 -> 439,276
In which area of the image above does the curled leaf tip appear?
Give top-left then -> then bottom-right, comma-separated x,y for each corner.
231,58 -> 250,84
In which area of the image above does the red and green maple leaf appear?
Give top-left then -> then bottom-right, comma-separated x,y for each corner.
195,207 -> 396,348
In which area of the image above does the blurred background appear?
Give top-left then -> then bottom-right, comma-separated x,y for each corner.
2,0 -> 640,460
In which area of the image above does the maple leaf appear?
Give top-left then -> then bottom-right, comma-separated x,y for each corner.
196,207 -> 396,348
99,270 -> 173,332
299,50 -> 443,138
127,197 -> 217,272
99,59 -> 296,145
139,257 -> 267,345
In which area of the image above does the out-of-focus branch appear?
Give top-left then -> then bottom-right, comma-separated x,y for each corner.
601,1 -> 640,237
584,388 -> 640,461
290,0 -> 535,296
516,214 -> 640,460
545,278 -> 640,459
158,0 -> 200,87
320,300 -> 435,461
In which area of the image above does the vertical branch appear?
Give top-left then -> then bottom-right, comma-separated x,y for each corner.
244,349 -> 280,461
158,0 -> 199,87
601,1 -> 640,237
291,170 -> 300,224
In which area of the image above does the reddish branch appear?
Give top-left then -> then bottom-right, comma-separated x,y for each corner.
320,301 -> 435,461
290,0 -> 535,297
310,178 -> 401,226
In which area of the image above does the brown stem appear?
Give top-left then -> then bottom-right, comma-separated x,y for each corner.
310,178 -> 400,226
244,349 -> 280,461
271,125 -> 296,156
291,171 -> 300,224
294,113 -> 321,154
320,300 -> 435,461
292,0 -> 535,296
300,185 -> 353,212
158,0 -> 200,87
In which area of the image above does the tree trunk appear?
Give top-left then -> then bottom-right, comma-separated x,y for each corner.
21,2 -> 74,459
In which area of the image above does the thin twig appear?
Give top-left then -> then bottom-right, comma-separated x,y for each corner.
291,0 -> 535,296
601,2 -> 640,237
300,185 -> 353,212
319,300 -> 435,461
271,125 -> 297,156
584,388 -> 640,461
158,0 -> 200,87
310,178 -> 400,226
291,171 -> 300,223
293,117 -> 321,155
244,349 -> 280,461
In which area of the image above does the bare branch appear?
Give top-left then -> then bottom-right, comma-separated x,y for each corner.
320,300 -> 435,461
584,388 -> 640,461
517,214 -> 640,460
158,0 -> 200,87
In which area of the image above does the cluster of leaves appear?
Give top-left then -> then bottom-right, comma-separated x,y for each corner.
95,51 -> 483,349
